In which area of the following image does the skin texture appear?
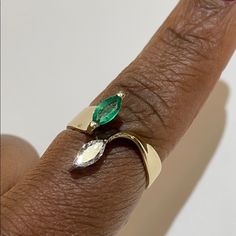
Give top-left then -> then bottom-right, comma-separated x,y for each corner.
1,0 -> 236,235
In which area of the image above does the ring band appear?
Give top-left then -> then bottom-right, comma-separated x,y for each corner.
107,132 -> 162,188
67,91 -> 162,188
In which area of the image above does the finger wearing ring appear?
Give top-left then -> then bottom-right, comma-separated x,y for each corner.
67,91 -> 162,188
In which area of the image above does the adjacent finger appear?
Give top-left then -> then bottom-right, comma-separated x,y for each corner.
1,135 -> 39,195
1,1 -> 236,235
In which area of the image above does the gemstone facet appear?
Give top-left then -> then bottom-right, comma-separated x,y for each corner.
92,95 -> 122,126
72,140 -> 107,168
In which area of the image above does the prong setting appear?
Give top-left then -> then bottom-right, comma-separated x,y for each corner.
116,91 -> 126,99
87,121 -> 99,134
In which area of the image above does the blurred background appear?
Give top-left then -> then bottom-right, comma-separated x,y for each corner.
2,1 -> 236,235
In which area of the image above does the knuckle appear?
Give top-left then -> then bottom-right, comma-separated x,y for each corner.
113,72 -> 172,136
196,0 -> 230,9
156,0 -> 233,66
110,71 -> 177,157
159,26 -> 214,64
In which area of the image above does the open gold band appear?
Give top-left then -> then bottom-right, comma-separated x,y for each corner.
107,132 -> 162,188
67,92 -> 162,188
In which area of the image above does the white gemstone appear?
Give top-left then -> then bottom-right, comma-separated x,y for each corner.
72,140 -> 107,168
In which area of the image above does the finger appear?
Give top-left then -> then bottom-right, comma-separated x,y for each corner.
1,135 -> 39,195
92,0 -> 236,159
1,1 -> 236,235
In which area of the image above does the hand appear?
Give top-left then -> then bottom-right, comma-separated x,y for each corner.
1,0 -> 236,235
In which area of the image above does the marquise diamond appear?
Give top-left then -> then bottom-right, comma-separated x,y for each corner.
72,140 -> 107,168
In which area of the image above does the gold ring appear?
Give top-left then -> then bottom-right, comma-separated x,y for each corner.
67,91 -> 162,188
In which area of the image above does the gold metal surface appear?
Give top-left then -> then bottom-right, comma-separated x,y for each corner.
108,132 -> 162,188
67,106 -> 96,132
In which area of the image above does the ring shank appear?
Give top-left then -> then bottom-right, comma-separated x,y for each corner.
108,132 -> 162,188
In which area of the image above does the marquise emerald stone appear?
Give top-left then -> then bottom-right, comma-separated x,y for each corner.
92,95 -> 122,126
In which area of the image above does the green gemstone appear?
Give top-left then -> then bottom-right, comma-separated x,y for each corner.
93,95 -> 122,126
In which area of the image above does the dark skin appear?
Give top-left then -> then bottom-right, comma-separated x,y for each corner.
1,0 -> 236,235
